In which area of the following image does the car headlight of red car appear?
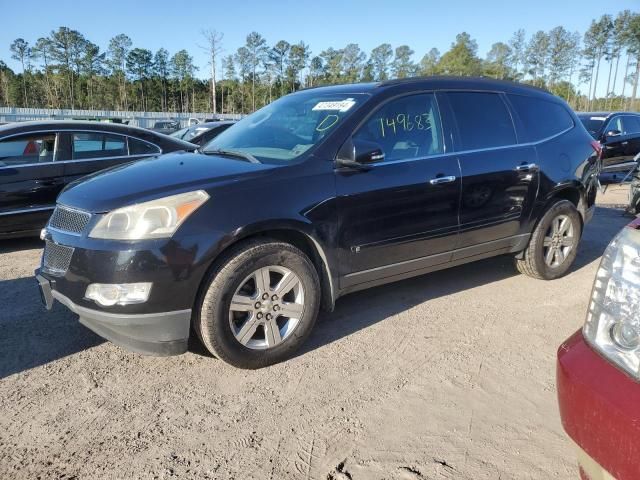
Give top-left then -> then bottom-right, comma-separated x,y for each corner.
584,225 -> 640,378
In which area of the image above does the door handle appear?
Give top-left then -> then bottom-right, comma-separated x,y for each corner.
622,141 -> 629,145
429,175 -> 456,185
515,163 -> 539,172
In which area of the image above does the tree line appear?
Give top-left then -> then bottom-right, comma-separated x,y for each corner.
1,10 -> 639,115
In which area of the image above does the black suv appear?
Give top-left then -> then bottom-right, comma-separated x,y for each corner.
36,77 -> 599,368
577,111 -> 640,182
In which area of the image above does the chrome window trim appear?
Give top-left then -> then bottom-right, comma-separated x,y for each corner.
0,205 -> 55,216
0,153 -> 158,170
356,124 -> 574,168
0,128 -> 163,170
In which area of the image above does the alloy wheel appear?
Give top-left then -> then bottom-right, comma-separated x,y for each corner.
543,214 -> 575,268
228,266 -> 305,350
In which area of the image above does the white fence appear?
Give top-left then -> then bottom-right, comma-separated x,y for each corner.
0,107 -> 243,128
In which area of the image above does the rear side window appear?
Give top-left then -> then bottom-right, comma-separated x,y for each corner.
128,137 -> 160,155
0,133 -> 57,166
72,132 -> 127,160
446,92 -> 516,151
508,94 -> 573,142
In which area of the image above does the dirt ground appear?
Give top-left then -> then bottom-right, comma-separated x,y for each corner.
0,186 -> 633,480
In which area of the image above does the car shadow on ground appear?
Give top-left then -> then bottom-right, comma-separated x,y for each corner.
0,276 -> 104,380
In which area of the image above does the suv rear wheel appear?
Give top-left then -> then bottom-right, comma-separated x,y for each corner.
195,239 -> 320,369
515,200 -> 582,280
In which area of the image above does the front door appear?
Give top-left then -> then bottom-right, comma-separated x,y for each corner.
335,92 -> 461,289
0,131 -> 64,235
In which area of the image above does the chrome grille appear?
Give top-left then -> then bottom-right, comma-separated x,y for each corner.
42,240 -> 74,276
49,205 -> 91,234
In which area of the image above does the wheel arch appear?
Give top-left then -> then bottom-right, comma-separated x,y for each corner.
541,183 -> 587,222
204,221 -> 336,312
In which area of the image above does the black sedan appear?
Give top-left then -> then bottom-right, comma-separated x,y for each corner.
170,121 -> 235,146
0,120 -> 196,238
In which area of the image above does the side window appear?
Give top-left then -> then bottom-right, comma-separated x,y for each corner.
507,94 -> 574,142
622,116 -> 640,135
128,137 -> 160,155
605,116 -> 624,135
446,92 -> 516,150
0,133 -> 57,166
72,132 -> 127,160
352,93 -> 443,162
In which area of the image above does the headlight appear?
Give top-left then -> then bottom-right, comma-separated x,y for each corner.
584,225 -> 640,378
89,190 -> 209,240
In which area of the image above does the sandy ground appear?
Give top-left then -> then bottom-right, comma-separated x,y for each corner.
0,187 -> 633,480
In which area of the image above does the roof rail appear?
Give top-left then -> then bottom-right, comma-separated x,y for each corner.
377,75 -> 551,94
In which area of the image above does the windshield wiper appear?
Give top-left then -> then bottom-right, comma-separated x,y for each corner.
201,148 -> 260,164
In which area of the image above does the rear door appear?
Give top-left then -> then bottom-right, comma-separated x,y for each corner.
60,131 -> 160,187
441,91 -> 539,258
0,131 -> 64,235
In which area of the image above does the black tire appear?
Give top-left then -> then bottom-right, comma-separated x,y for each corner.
194,239 -> 320,369
515,200 -> 582,280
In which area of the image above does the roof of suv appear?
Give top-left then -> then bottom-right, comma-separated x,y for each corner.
302,76 -> 557,100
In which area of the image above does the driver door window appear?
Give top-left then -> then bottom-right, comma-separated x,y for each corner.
353,93 -> 443,163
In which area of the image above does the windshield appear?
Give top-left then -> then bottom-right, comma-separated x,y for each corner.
578,115 -> 605,138
170,127 -> 189,139
183,125 -> 213,141
202,92 -> 367,163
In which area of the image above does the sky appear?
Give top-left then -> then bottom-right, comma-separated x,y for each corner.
0,0 -> 638,96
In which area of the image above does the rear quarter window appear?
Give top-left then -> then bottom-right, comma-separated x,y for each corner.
128,137 -> 161,155
507,94 -> 574,142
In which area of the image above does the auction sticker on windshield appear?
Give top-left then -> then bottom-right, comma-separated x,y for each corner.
312,98 -> 356,112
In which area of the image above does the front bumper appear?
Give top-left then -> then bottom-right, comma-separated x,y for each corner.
37,272 -> 191,355
557,330 -> 640,480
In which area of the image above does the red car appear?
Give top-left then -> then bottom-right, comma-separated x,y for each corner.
558,217 -> 640,479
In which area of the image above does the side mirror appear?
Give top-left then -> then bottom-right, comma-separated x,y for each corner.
354,138 -> 385,164
605,129 -> 622,139
336,138 -> 384,171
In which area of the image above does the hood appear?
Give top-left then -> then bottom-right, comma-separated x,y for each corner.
58,151 -> 277,213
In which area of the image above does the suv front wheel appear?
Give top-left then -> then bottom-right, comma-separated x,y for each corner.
195,239 -> 320,369
515,200 -> 582,280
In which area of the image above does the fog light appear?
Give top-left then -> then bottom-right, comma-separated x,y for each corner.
85,283 -> 152,307
40,228 -> 47,241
